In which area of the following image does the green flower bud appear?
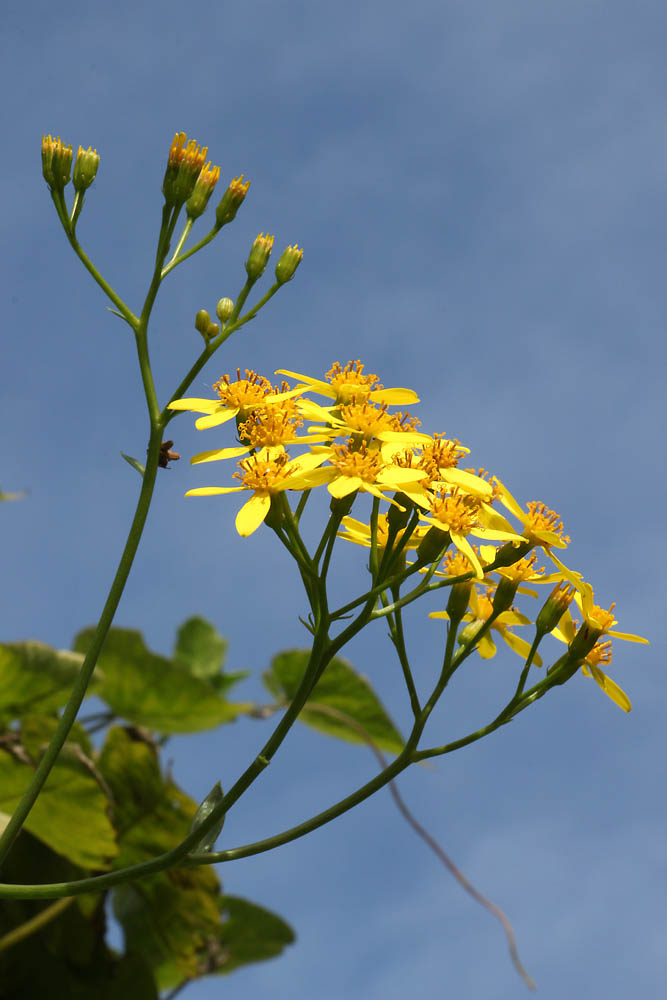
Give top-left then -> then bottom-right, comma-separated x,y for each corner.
215,174 -> 250,228
186,162 -> 221,219
216,297 -> 234,324
194,309 -> 211,333
492,576 -> 518,614
446,581 -> 472,624
41,134 -> 73,191
162,132 -> 208,207
535,582 -> 576,635
489,540 -> 532,569
205,321 -> 220,340
72,145 -> 100,193
275,244 -> 304,284
416,526 -> 450,565
245,232 -> 274,282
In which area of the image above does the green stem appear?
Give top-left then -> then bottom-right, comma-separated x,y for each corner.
160,222 -> 219,278
0,896 -> 74,953
163,217 -> 194,273
0,428 -> 164,868
51,192 -> 139,330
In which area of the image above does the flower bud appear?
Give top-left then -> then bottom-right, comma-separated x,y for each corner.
535,582 -> 576,635
275,244 -> 303,284
162,132 -> 208,207
459,619 -> 485,648
245,233 -> 274,282
41,135 -> 73,191
492,576 -> 518,614
205,321 -> 220,340
194,309 -> 211,333
416,526 -> 450,565
215,174 -> 250,228
489,540 -> 532,569
72,145 -> 100,193
186,162 -> 221,219
446,581 -> 472,624
216,298 -> 234,324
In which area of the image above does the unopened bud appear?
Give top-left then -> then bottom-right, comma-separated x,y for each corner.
416,526 -> 450,565
492,576 -> 518,614
275,244 -> 303,284
163,132 -> 208,207
216,298 -> 234,324
446,581 -> 472,624
205,321 -> 220,340
186,162 -> 221,219
72,145 -> 100,193
41,135 -> 73,191
194,309 -> 211,333
535,582 -> 576,635
245,232 -> 274,282
215,174 -> 250,228
489,540 -> 532,569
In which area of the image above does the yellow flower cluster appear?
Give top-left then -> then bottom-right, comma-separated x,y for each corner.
171,361 -> 647,710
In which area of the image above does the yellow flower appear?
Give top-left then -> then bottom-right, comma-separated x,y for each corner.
551,585 -> 647,711
276,360 -> 419,406
168,369 -> 303,430
312,440 -> 430,504
420,490 -> 525,578
185,451 -> 327,537
430,586 -> 542,665
190,400 -> 330,465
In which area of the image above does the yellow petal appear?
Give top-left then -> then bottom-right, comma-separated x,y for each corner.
191,446 -> 250,464
185,486 -> 245,497
195,408 -> 239,430
587,664 -> 632,713
608,630 -> 649,645
369,387 -> 420,404
167,397 -> 219,413
328,475 -> 362,498
236,493 -> 271,536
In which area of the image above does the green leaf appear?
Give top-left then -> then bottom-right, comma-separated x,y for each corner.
120,452 -> 145,477
0,832 -> 157,1000
0,741 -> 117,869
99,726 -> 224,990
208,895 -> 295,975
0,642 -> 88,721
173,616 -> 227,680
74,627 -> 250,733
263,649 -> 405,755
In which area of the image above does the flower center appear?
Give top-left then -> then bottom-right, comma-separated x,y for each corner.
213,368 -> 273,410
330,441 -> 385,483
234,454 -> 293,492
325,361 -> 382,403
525,502 -> 570,544
429,491 -> 480,535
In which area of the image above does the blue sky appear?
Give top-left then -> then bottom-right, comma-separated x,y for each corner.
3,1 -> 666,997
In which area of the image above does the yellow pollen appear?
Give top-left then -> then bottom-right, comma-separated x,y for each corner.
589,603 -> 617,631
234,454 -> 292,491
430,491 -> 479,534
326,361 -> 382,402
330,441 -> 385,482
501,552 -> 541,582
526,502 -> 570,543
338,402 -> 397,437
238,405 -> 302,447
420,434 -> 466,474
586,640 -> 613,668
443,549 -> 478,577
213,368 -> 273,409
